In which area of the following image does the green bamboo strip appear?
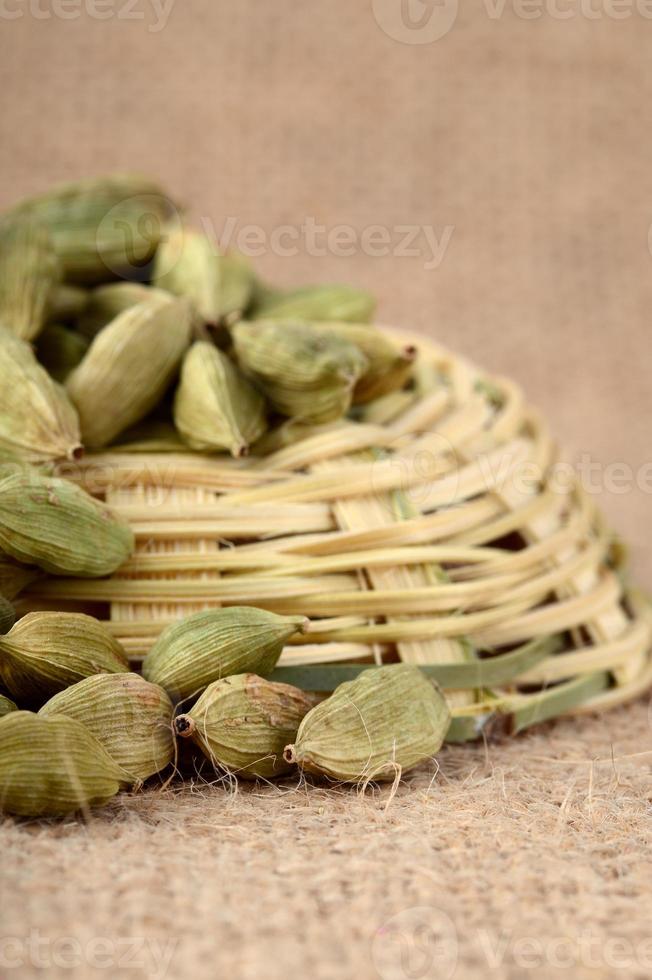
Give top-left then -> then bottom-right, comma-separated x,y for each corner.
268,636 -> 559,690
507,672 -> 611,733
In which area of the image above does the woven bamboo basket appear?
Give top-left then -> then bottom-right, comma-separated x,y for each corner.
25,328 -> 652,742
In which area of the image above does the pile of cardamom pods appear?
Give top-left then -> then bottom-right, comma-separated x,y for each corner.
0,174 -> 451,818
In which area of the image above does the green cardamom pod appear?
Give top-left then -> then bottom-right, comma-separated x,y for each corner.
0,328 -> 82,463
142,607 -> 308,701
6,174 -> 176,284
0,711 -> 128,817
0,596 -> 15,634
0,556 -> 41,601
252,284 -> 375,324
153,227 -> 222,326
153,228 -> 254,327
77,282 -> 169,339
173,342 -> 267,457
232,320 -> 368,423
0,611 -> 129,705
66,294 -> 193,448
47,283 -> 89,323
0,219 -> 61,341
40,673 -> 174,783
0,693 -> 17,717
314,322 -> 417,404
284,664 -> 451,783
216,252 -> 255,324
174,673 -> 318,779
36,324 -> 89,382
0,469 -> 134,576
112,420 -> 185,453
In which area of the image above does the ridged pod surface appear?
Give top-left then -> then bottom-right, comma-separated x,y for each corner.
0,694 -> 17,717
5,174 -> 175,283
36,324 -> 89,382
252,284 -> 375,324
313,322 -> 417,404
142,607 -> 309,701
174,342 -> 267,456
0,470 -> 134,577
174,673 -> 317,778
153,228 -> 254,326
285,664 -> 451,783
66,294 -> 193,448
77,282 -> 169,339
40,673 -> 174,783
0,328 -> 82,463
0,596 -> 15,634
0,219 -> 60,341
0,712 -> 128,816
232,320 -> 368,423
0,557 -> 41,602
0,612 -> 129,705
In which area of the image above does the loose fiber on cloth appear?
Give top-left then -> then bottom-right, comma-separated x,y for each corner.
24,329 -> 652,738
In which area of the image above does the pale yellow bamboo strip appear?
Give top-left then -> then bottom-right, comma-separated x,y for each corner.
487,534 -> 609,608
565,595 -> 652,712
99,600 -> 541,647
107,485 -> 221,631
451,483 -> 567,547
30,573 -> 361,605
239,497 -> 502,556
121,551 -> 301,574
415,438 -> 534,512
221,447 -> 457,505
358,389 -> 418,425
126,513 -> 333,539
432,360 -> 638,682
112,501 -> 333,523
429,346 -> 634,681
261,423 -> 394,471
63,453 -> 291,492
473,573 -> 621,647
518,619 -> 651,683
313,453 -> 475,709
486,378 -> 526,443
405,394 -> 492,456
384,388 -> 451,440
452,493 -> 593,579
114,529 -> 595,584
221,436 -> 534,509
277,643 -> 376,666
118,544 -> 506,577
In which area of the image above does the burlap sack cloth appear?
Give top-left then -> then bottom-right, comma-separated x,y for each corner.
0,4 -> 651,978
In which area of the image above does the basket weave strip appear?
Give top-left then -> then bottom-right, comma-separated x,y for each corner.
36,331 -> 651,735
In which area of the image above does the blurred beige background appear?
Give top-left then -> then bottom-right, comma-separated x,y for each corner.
0,0 -> 650,583
1,7 -> 652,979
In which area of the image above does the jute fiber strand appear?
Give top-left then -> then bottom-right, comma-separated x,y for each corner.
37,329 -> 652,740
